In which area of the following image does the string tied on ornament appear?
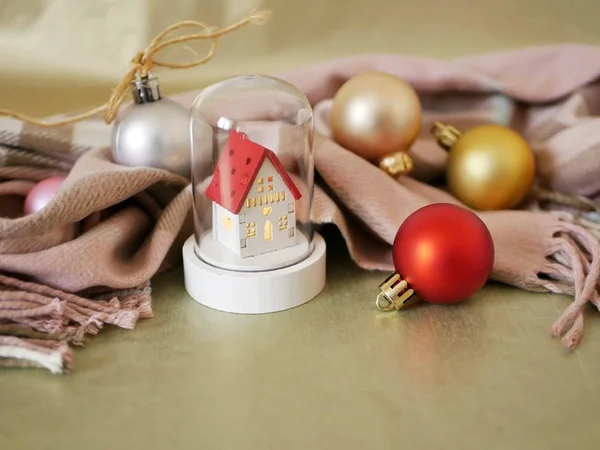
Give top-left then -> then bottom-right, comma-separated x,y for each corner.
0,9 -> 273,128
0,10 -> 272,177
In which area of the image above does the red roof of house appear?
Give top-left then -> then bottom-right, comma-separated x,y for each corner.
205,131 -> 302,215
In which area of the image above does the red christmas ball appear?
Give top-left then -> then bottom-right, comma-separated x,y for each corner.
392,203 -> 494,304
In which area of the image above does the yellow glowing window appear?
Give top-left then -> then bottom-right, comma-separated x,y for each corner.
251,197 -> 256,207
263,195 -> 268,204
246,199 -> 250,208
275,192 -> 280,202
258,186 -> 264,193
257,178 -> 263,184
268,185 -> 273,191
246,222 -> 256,238
264,220 -> 273,241
258,196 -> 263,205
278,215 -> 288,231
281,191 -> 286,201
269,194 -> 274,203
268,176 -> 273,182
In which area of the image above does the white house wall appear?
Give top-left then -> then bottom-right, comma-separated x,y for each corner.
213,202 -> 241,256
238,159 -> 297,258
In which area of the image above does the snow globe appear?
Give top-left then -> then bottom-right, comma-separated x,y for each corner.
182,74 -> 327,314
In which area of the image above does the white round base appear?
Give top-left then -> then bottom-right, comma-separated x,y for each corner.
182,232 -> 327,314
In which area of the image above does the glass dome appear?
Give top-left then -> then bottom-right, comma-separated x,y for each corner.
190,74 -> 315,273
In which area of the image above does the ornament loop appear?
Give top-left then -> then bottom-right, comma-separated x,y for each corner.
375,291 -> 397,311
376,273 -> 415,312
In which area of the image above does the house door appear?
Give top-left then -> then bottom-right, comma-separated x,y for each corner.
264,220 -> 273,241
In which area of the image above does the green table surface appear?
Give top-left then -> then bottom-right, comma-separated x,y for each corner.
3,0 -> 600,445
2,230 -> 600,449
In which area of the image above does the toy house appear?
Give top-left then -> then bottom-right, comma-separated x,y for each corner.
205,131 -> 302,259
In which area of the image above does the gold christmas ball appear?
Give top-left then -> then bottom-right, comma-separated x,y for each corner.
330,72 -> 422,174
432,122 -> 536,210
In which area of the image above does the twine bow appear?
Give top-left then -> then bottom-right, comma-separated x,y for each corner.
0,10 -> 272,128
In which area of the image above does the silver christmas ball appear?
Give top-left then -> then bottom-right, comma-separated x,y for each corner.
111,77 -> 191,177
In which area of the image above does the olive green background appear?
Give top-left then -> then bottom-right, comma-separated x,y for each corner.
2,1 -> 600,449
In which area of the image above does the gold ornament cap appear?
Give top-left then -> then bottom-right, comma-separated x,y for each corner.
377,152 -> 413,177
376,273 -> 416,311
431,121 -> 461,150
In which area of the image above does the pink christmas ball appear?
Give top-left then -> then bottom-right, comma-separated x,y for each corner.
24,176 -> 66,215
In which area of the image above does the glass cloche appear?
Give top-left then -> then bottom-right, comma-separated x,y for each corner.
183,74 -> 326,314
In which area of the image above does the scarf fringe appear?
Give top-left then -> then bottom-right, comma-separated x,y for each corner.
0,336 -> 72,374
542,215 -> 600,349
0,273 -> 152,374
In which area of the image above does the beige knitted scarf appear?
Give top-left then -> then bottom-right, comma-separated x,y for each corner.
2,45 -> 600,373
